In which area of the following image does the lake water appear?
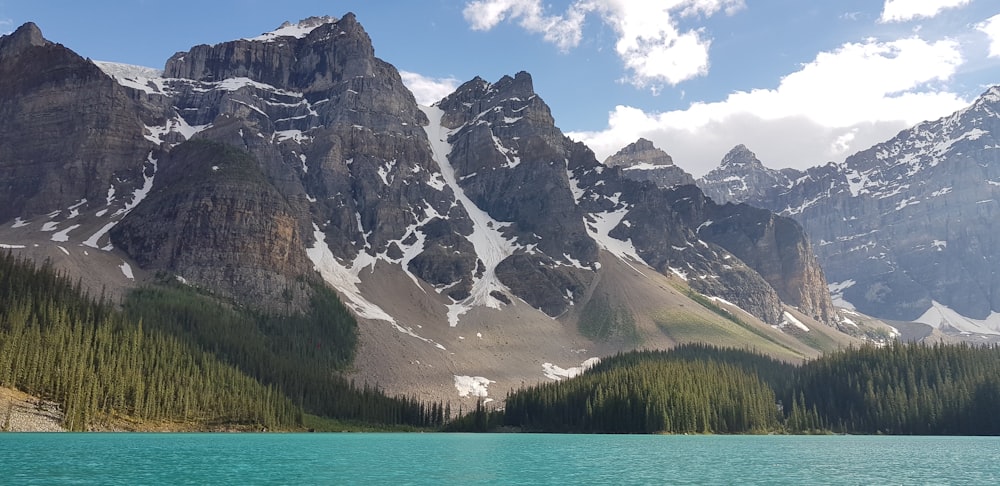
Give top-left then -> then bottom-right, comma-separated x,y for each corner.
1,433 -> 998,484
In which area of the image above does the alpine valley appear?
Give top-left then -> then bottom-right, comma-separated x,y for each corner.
3,12 -> 984,422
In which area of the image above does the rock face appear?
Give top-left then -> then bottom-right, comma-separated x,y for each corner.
695,88 -> 1000,333
434,72 -> 597,316
0,15 -> 835,330
698,144 -> 798,204
604,138 -> 695,188
126,14 -> 466,309
110,140 -> 314,309
594,141 -> 835,326
0,22 -> 153,224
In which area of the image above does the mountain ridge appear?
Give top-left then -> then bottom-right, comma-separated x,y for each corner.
0,15 -> 858,404
696,86 -> 1000,336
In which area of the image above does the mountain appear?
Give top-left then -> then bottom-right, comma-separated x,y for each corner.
0,14 -> 858,405
604,138 -> 695,188
696,89 -> 1000,336
698,144 -> 800,204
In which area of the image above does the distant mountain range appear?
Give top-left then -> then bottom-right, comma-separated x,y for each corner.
692,88 -> 1000,336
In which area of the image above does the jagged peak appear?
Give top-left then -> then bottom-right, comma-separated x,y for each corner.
979,85 -> 1000,103
444,76 -> 491,102
631,138 -> 656,151
0,22 -> 48,59
244,15 -> 340,42
490,71 -> 535,100
441,72 -> 538,109
719,144 -> 764,170
605,138 -> 674,168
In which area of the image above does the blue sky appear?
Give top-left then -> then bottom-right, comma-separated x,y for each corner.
3,1 -> 999,176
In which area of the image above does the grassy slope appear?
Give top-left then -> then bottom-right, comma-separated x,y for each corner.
568,252 -> 858,362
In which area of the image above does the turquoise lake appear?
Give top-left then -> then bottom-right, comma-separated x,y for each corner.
2,433 -> 998,484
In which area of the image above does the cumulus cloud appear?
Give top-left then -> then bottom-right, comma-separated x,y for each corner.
978,14 -> 1000,58
568,36 -> 968,176
879,0 -> 971,23
399,71 -> 460,106
462,0 -> 744,88
463,0 -> 588,51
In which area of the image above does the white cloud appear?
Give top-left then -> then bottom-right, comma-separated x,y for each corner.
399,71 -> 460,106
463,0 -> 744,88
879,0 -> 971,23
569,36 -> 968,177
978,14 -> 1000,58
463,0 -> 587,51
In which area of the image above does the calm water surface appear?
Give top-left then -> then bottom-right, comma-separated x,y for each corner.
1,433 -> 998,484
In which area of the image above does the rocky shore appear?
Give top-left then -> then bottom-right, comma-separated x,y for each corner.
0,387 -> 65,432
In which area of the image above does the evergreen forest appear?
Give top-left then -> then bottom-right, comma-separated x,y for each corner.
0,253 -> 446,431
3,251 -> 1000,435
453,343 -> 1000,435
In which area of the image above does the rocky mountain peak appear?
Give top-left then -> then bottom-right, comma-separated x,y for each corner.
450,71 -> 535,103
494,71 -> 534,98
438,70 -> 551,132
244,15 -> 341,42
974,85 -> 1000,106
697,144 -> 791,204
0,22 -> 48,59
0,20 -> 152,223
604,138 -> 694,189
164,13 -> 377,94
605,138 -> 675,167
720,144 -> 762,169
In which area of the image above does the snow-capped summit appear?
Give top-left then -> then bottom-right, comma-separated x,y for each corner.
245,15 -> 339,42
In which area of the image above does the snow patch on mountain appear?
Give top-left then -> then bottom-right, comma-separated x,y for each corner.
421,105 -> 516,327
307,223 -> 446,350
145,116 -> 210,145
828,280 -> 857,310
245,16 -> 338,42
93,61 -> 166,95
916,301 -> 1000,335
454,375 -> 494,398
584,207 -> 647,275
542,357 -> 600,381
119,261 -> 134,280
782,311 -> 810,332
50,224 -> 80,243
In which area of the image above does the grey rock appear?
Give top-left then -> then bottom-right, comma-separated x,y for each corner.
605,138 -> 695,188
698,144 -> 797,204
0,23 -> 153,223
701,87 -> 1000,324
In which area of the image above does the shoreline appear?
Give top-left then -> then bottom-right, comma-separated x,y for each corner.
0,387 -> 65,432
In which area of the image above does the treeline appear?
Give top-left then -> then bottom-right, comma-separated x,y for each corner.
453,343 -> 1000,435
492,345 -> 785,433
122,281 -> 448,427
786,341 -> 1000,435
0,253 -> 298,430
0,253 -> 447,431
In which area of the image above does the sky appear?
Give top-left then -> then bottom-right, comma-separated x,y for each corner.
3,1 -> 999,176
